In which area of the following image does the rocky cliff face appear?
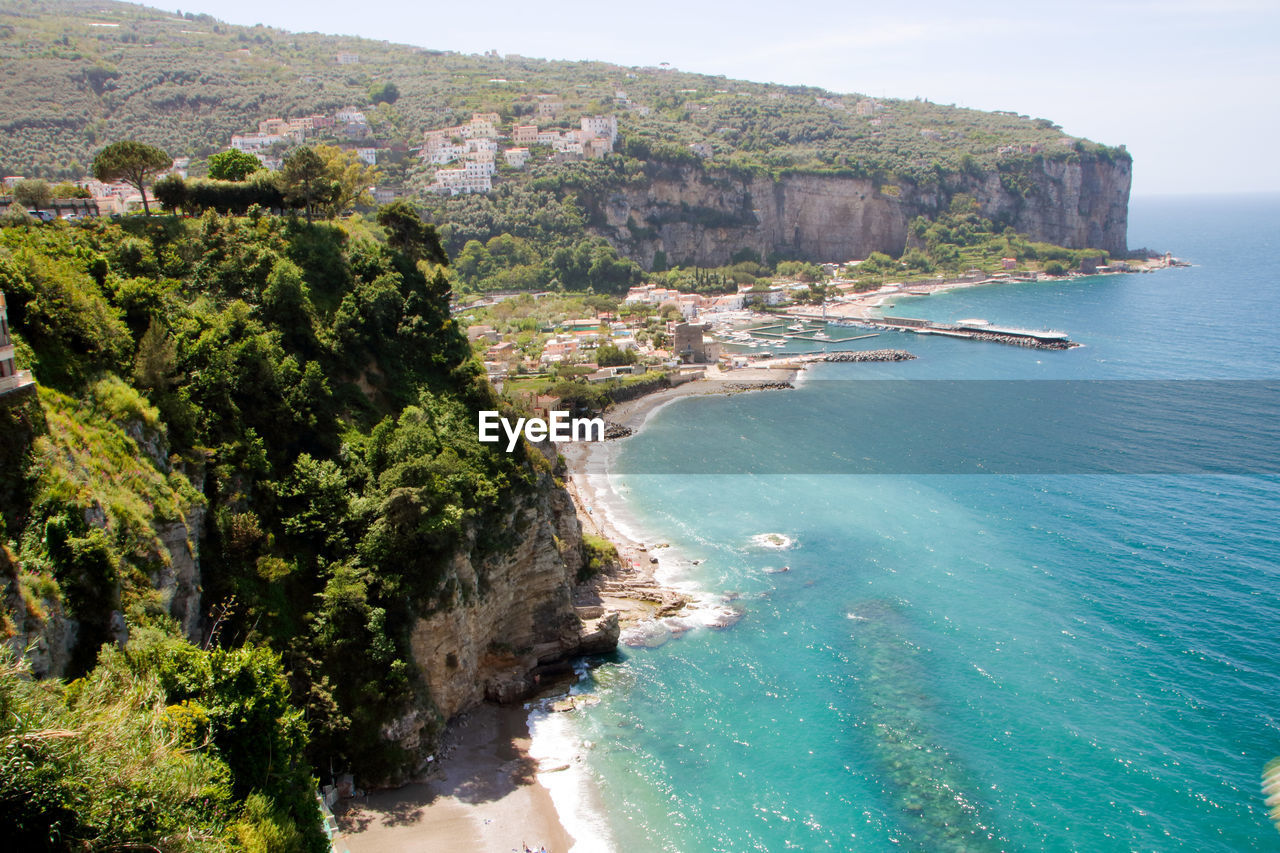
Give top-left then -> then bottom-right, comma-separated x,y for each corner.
589,154 -> 1131,268
384,454 -> 617,771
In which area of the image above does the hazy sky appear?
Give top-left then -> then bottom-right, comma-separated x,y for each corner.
174,0 -> 1279,196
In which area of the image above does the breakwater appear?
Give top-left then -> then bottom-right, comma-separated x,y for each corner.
721,381 -> 794,392
867,316 -> 1079,350
823,350 -> 917,362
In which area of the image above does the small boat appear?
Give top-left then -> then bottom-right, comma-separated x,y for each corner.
787,323 -> 804,331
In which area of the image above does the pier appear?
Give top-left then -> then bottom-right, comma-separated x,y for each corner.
863,316 -> 1076,349
724,314 -> 1077,352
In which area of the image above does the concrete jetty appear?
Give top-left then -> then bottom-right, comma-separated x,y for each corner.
866,316 -> 1077,349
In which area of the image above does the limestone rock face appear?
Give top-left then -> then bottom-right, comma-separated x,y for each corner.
152,505 -> 205,642
586,154 -> 1131,268
401,464 -> 614,762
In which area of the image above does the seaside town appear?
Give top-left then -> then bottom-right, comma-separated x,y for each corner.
461,251 -> 1181,402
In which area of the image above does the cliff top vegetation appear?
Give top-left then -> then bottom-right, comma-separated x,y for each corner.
0,202 -> 568,848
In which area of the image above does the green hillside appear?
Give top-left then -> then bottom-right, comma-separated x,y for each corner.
0,204 -> 556,847
0,0 -> 1120,183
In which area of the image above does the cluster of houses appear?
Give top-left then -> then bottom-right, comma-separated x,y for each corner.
465,276 -> 821,383
622,284 -> 751,316
0,173 -> 182,217
468,313 -> 657,382
425,113 -> 619,195
230,108 -> 381,170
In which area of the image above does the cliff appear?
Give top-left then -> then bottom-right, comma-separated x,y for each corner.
381,451 -> 618,778
589,154 -> 1131,268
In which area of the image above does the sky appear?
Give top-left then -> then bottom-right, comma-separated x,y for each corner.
172,0 -> 1280,196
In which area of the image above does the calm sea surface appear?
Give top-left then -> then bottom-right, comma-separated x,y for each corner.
540,194 -> 1280,851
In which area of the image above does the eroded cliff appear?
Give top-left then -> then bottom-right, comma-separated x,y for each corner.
589,153 -> 1131,268
381,453 -> 617,775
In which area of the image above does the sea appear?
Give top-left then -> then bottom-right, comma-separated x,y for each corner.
528,194 -> 1280,852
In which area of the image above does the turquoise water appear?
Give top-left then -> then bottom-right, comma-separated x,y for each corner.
561,195 -> 1280,851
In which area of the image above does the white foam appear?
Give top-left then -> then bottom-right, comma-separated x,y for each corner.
750,532 -> 796,550
620,620 -> 673,648
526,701 -> 618,853
576,414 -> 752,649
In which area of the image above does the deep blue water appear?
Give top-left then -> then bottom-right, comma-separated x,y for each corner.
551,194 -> 1280,851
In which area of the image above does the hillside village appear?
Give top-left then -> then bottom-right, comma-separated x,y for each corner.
2,101 -> 622,213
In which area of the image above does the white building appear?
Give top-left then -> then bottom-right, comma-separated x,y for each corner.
356,147 -> 378,166
551,137 -> 584,155
231,132 -> 297,152
466,138 -> 498,154
461,113 -> 500,139
504,147 -> 530,168
431,167 -> 492,195
254,153 -> 283,171
464,153 -> 496,177
336,52 -> 360,64
427,144 -> 468,165
334,107 -> 367,124
579,115 -> 618,146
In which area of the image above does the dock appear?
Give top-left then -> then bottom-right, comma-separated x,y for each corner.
722,314 -> 1076,352
867,316 -> 1077,349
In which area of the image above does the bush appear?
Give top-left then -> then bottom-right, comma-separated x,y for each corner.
581,533 -> 619,580
0,646 -> 236,852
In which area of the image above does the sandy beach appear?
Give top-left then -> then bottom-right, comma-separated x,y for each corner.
335,702 -> 572,853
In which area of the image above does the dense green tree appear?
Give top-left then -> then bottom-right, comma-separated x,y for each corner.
2,202 -> 36,226
208,148 -> 264,181
0,204 -> 545,817
152,174 -> 189,214
315,145 -> 378,215
0,646 -> 239,852
377,201 -> 448,265
596,342 -> 636,366
50,182 -> 91,199
12,179 -> 52,213
91,141 -> 171,216
278,147 -> 335,224
369,80 -> 400,105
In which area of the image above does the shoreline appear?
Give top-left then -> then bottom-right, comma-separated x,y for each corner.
527,371 -> 803,849
564,369 -> 798,633
335,702 -> 572,853
333,374 -> 795,853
